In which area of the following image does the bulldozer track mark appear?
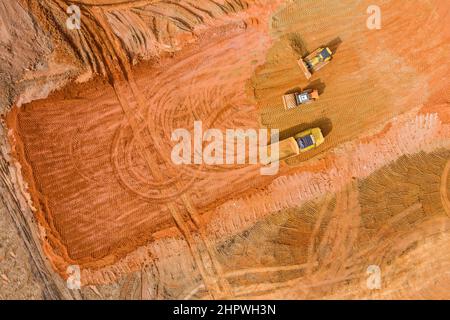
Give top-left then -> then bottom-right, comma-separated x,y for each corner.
15,2 -> 268,294
23,2 -> 236,298
69,118 -> 118,186
182,261 -> 317,299
305,193 -> 331,275
347,203 -> 422,270
119,272 -> 138,299
180,194 -> 232,295
86,4 -> 238,299
303,184 -> 361,289
230,272 -> 362,299
9,0 -> 448,300
110,122 -> 198,201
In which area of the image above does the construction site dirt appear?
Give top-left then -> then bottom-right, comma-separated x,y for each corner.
1,0 -> 449,299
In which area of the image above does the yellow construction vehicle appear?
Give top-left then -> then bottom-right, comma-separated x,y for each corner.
263,127 -> 325,164
298,47 -> 333,80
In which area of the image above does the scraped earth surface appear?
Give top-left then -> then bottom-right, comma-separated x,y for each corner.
1,0 -> 449,299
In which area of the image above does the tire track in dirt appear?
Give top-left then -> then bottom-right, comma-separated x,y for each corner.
12,0 -> 282,292
305,194 -> 332,275
79,2 -> 233,298
15,0 -> 232,297
190,184 -> 362,299
13,0 -> 449,298
300,183 -> 360,298
190,149 -> 450,299
119,272 -> 138,299
182,261 -> 317,299
352,202 -> 423,263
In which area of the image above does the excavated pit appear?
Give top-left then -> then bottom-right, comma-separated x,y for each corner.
2,0 -> 450,298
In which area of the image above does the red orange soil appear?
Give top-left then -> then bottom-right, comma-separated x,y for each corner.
7,1 -> 285,284
3,0 -> 450,299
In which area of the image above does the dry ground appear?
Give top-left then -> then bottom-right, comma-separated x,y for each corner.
0,0 -> 449,299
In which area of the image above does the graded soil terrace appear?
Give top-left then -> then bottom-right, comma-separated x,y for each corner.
198,150 -> 450,299
5,0 -> 450,289
254,0 -> 450,164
